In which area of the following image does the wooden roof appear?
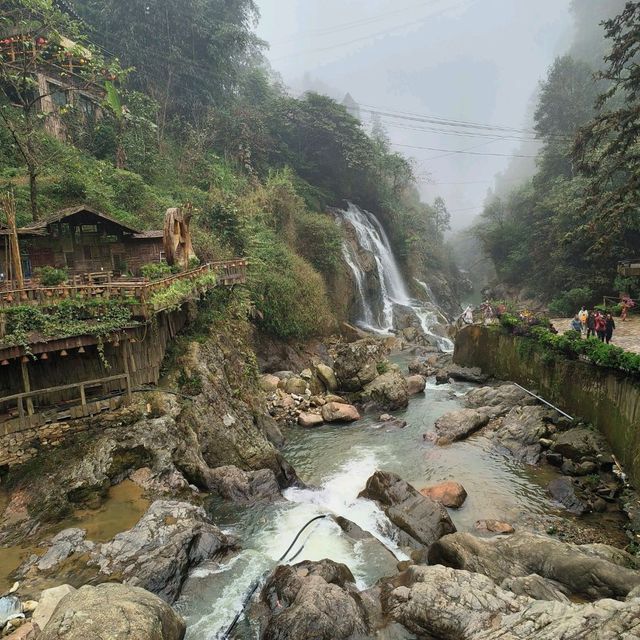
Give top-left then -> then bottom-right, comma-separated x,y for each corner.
20,205 -> 142,234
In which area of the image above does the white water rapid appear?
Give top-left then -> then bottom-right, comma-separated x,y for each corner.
337,202 -> 454,352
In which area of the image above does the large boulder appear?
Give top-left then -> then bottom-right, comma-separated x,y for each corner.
436,364 -> 488,385
91,500 -> 235,602
358,471 -> 456,550
361,369 -> 409,411
332,338 -> 387,391
383,564 -> 527,638
315,364 -> 338,393
33,585 -> 76,631
260,560 -> 369,640
464,384 -> 535,410
420,481 -> 467,508
551,427 -> 609,462
428,531 -> 640,600
298,412 -> 324,428
433,409 -> 491,444
490,405 -> 554,464
406,374 -> 427,396
382,564 -> 640,640
321,402 -> 361,423
204,465 -> 282,503
39,583 -> 185,640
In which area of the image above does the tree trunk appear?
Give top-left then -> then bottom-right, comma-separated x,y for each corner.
29,166 -> 38,220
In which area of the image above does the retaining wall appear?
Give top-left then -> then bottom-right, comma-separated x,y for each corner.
454,325 -> 640,486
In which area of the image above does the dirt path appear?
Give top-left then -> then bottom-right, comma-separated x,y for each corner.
550,315 -> 640,354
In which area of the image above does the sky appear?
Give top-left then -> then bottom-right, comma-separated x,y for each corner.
254,0 -> 573,230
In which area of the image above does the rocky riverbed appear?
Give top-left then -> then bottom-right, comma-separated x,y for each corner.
0,327 -> 639,639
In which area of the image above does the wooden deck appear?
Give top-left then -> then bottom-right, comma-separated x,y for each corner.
0,259 -> 247,309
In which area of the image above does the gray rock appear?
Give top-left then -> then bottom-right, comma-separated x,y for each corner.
321,402 -> 361,423
383,564 -> 640,640
361,369 -> 409,411
436,364 -> 488,385
428,531 -> 640,600
434,409 -> 491,444
548,477 -> 588,515
260,560 -> 368,640
383,564 -> 527,638
32,585 -> 76,631
36,529 -> 95,572
333,338 -> 387,391
91,500 -> 236,602
500,575 -> 570,602
358,470 -> 456,550
491,405 -> 554,464
204,465 -> 282,503
39,583 -> 185,640
465,384 -> 535,410
551,427 -> 609,462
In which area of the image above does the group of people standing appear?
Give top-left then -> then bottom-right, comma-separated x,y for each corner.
572,307 -> 616,343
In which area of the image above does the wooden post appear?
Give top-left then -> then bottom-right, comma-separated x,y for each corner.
122,339 -> 132,401
2,193 -> 23,289
20,360 -> 34,415
79,383 -> 86,409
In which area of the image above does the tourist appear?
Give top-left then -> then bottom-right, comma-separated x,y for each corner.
621,297 -> 635,321
571,315 -> 582,333
595,311 -> 607,342
578,306 -> 588,334
587,310 -> 596,339
463,305 -> 474,324
605,313 -> 616,344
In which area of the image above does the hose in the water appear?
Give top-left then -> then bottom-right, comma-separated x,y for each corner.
220,513 -> 329,639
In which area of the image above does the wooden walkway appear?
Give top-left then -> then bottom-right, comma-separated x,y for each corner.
0,259 -> 247,309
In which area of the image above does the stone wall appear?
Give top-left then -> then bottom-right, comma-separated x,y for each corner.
454,325 -> 640,486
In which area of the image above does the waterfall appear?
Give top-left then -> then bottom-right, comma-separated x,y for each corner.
336,202 -> 454,352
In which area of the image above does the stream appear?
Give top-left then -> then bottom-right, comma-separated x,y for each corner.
177,353 -> 582,640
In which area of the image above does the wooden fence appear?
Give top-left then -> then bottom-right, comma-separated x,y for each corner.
0,373 -> 131,432
0,259 -> 247,309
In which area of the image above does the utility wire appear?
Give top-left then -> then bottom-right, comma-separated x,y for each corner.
392,142 -> 542,159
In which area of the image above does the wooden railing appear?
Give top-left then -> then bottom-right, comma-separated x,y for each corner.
0,373 -> 131,429
0,259 -> 248,309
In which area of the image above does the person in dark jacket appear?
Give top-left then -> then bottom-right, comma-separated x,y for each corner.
605,313 -> 616,344
587,310 -> 596,338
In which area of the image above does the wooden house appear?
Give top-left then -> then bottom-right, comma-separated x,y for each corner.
0,205 -> 164,279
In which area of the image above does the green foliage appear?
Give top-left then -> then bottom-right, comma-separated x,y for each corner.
548,287 -> 594,317
376,360 -> 390,375
294,211 -> 343,276
2,298 -> 134,346
34,266 -> 67,286
500,313 -> 640,376
176,370 -> 203,396
141,261 -> 175,281
149,273 -> 217,311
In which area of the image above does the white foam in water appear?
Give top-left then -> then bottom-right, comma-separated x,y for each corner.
336,202 -> 455,352
184,452 -> 407,639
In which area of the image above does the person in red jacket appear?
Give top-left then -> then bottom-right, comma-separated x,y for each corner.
594,311 -> 607,342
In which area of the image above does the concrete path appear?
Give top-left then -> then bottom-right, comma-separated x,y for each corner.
550,316 -> 640,355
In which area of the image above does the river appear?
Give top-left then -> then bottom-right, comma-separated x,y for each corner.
177,353 -> 577,640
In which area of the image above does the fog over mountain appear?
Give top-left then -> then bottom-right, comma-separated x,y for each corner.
255,0 -> 574,230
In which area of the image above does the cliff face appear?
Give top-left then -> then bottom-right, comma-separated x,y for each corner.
454,325 -> 640,486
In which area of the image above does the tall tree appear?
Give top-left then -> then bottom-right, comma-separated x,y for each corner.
74,0 -> 262,135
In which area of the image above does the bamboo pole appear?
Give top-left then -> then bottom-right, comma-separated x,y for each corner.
2,192 -> 24,289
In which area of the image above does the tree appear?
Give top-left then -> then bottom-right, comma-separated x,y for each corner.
0,0 -> 119,218
573,1 -> 640,264
431,196 -> 451,238
74,0 -> 262,135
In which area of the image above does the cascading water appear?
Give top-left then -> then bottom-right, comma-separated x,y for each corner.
337,202 -> 454,352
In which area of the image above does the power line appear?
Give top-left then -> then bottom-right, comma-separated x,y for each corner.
269,0 -> 444,45
391,142 -> 542,158
271,0 -> 476,62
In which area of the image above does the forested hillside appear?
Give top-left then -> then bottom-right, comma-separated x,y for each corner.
0,0 -> 462,339
474,0 -> 640,312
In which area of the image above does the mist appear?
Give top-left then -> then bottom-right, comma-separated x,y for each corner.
255,0 -> 574,230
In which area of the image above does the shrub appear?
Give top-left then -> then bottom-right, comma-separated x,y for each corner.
35,266 -> 67,286
141,261 -> 175,280
548,287 -> 594,317
295,211 -> 343,277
